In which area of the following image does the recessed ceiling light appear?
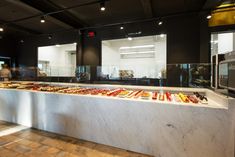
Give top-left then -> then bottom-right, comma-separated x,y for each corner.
120,26 -> 124,30
100,2 -> 105,11
73,42 -> 77,45
40,16 -> 45,23
0,27 -> 3,32
160,34 -> 165,38
158,21 -> 163,25
207,14 -> 212,19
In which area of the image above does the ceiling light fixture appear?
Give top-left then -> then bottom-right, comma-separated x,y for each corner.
48,35 -> 52,39
206,14 -> 212,19
160,34 -> 165,38
120,26 -> 124,30
0,27 -> 4,32
120,51 -> 155,55
128,37 -> 133,41
100,1 -> 105,11
158,21 -> 163,26
119,45 -> 155,50
210,40 -> 218,43
40,16 -> 45,23
56,44 -> 60,47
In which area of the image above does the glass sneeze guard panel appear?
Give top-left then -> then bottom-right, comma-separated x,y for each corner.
0,62 -> 232,98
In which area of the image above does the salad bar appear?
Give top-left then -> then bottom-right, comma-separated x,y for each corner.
0,81 -> 208,105
0,81 -> 234,157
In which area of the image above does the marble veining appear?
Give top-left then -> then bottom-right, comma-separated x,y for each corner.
0,87 -> 234,157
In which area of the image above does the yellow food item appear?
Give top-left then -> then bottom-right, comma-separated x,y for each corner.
118,90 -> 129,97
178,93 -> 189,103
141,92 -> 150,98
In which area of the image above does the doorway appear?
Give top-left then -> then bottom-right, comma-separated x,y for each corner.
0,57 -> 11,69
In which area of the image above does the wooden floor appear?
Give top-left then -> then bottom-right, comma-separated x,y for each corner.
0,121 -> 151,157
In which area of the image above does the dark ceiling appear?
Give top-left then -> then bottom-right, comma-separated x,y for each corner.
0,0 -> 225,36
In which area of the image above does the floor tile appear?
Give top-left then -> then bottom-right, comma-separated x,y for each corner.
0,121 -> 152,157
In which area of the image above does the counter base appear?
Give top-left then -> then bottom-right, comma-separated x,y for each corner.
0,89 -> 233,157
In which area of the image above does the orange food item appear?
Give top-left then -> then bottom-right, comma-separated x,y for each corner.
141,92 -> 150,99
187,95 -> 199,103
126,91 -> 136,98
107,89 -> 124,96
118,90 -> 129,97
152,92 -> 158,100
134,90 -> 143,99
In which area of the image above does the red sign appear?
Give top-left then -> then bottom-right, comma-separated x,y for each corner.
88,31 -> 96,38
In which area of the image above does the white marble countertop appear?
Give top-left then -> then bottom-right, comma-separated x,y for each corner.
0,81 -> 231,109
0,81 -> 234,157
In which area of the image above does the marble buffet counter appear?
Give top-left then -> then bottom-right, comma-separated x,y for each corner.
0,82 -> 234,157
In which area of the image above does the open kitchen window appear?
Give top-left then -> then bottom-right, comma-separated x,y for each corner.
37,43 -> 77,77
101,35 -> 167,79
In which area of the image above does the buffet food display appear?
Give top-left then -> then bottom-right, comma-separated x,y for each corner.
0,81 -> 208,105
0,81 -> 233,157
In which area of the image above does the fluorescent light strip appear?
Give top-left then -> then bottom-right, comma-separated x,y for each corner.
119,45 -> 155,50
120,51 -> 155,55
210,40 -> 218,43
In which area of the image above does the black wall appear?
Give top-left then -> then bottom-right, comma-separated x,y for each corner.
15,13 -> 211,68
81,32 -> 101,66
0,36 -> 18,58
81,13 -> 210,66
0,38 -> 15,57
166,14 -> 200,64
17,29 -> 79,67
199,13 -> 210,63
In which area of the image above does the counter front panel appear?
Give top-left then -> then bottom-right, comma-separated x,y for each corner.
0,82 -> 234,157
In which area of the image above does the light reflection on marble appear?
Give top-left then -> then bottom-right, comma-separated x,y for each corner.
0,87 -> 234,157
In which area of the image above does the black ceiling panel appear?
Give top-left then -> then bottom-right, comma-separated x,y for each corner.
15,17 -> 71,34
49,0 -> 91,8
0,0 -> 224,36
20,0 -> 87,28
49,0 -> 146,25
0,0 -> 40,22
152,0 -> 207,16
